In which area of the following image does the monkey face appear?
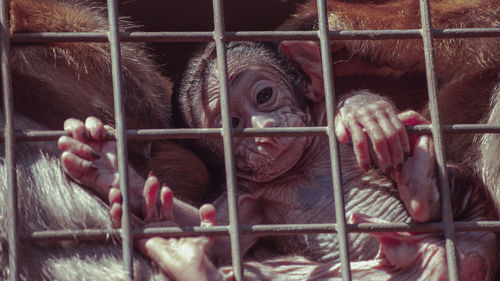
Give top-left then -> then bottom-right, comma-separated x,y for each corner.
203,64 -> 312,182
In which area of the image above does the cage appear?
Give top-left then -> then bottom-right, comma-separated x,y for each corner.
1,0 -> 500,280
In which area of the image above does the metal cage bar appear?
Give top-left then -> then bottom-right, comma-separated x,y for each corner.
106,0 -> 135,278
3,123 -> 500,142
316,0 -> 352,280
0,0 -> 19,279
9,27 -> 500,43
212,0 -> 244,280
17,219 -> 500,243
0,1 -> 499,281
418,0 -> 459,279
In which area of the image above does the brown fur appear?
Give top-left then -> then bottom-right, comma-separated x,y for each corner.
279,0 -> 500,210
8,0 -> 209,196
1,0 -> 209,279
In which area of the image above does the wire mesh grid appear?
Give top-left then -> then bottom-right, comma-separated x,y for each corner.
1,0 -> 500,280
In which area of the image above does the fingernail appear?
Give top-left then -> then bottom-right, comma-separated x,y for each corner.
397,163 -> 402,172
90,150 -> 100,160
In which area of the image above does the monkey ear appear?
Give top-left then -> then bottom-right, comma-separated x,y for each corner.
279,41 -> 324,102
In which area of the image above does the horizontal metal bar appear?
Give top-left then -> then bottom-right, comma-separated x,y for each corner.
11,28 -> 500,43
17,220 -> 500,243
4,124 -> 500,142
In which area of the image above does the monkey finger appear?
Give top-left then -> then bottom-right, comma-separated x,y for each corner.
334,115 -> 349,143
397,110 -> 430,126
199,204 -> 217,227
159,185 -> 175,222
108,187 -> 122,205
357,115 -> 391,171
199,204 -> 217,252
388,112 -> 410,161
110,202 -> 122,228
375,110 -> 405,171
60,151 -> 98,182
64,118 -> 89,142
345,117 -> 371,170
85,116 -> 107,140
58,136 -> 101,161
397,110 -> 430,153
142,173 -> 160,222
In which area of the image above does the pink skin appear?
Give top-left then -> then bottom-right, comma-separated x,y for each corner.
391,110 -> 441,222
335,93 -> 410,174
109,174 -> 225,281
281,41 -> 409,175
58,117 -> 200,225
59,117 -> 145,214
58,112 -> 489,280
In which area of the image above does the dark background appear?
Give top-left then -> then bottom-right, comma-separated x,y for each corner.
113,0 -> 304,80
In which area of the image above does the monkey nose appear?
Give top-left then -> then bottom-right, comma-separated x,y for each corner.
251,115 -> 276,129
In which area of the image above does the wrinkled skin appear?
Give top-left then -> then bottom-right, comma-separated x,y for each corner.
60,41 -> 496,280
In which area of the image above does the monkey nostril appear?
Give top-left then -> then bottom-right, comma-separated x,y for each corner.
251,115 -> 276,129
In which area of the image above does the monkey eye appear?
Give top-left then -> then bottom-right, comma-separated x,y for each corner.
232,117 -> 240,128
256,87 -> 274,104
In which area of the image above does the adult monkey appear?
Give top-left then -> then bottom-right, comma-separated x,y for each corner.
61,41 -> 497,280
278,0 -> 500,211
9,0 -> 210,200
0,0 -> 207,279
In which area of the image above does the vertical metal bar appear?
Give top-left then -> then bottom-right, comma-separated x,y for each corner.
106,0 -> 134,279
316,0 -> 352,280
418,0 -> 459,280
0,1 -> 19,280
212,0 -> 244,280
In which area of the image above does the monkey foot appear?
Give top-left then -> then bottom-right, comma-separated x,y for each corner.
58,116 -> 145,213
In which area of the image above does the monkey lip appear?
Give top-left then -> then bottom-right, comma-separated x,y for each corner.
255,137 -> 281,153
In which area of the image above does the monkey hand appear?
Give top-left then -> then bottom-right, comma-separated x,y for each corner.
335,91 -> 409,174
110,173 -> 225,281
390,110 -> 441,223
58,117 -> 145,214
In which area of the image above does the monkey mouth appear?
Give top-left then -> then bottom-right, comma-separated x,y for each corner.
255,137 -> 280,153
235,136 -> 309,182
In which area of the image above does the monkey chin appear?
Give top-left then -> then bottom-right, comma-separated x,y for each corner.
235,136 -> 312,182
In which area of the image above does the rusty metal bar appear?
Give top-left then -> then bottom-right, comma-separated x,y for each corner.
0,0 -> 19,279
2,123 -> 500,142
106,0 -> 134,278
10,27 -> 500,43
418,0 -> 459,280
212,0 -> 244,280
317,0 -> 352,280
16,219 -> 500,243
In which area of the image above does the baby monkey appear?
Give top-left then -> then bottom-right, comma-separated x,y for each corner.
60,41 -> 496,280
